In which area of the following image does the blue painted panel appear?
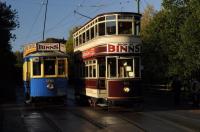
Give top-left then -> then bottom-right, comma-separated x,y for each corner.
30,78 -> 68,97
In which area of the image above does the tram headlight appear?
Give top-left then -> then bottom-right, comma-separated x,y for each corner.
123,87 -> 130,93
46,79 -> 54,90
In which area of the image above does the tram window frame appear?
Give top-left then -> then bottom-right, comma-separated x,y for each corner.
106,21 -> 116,35
91,26 -> 94,39
84,59 -> 97,78
44,59 -> 56,76
86,30 -> 90,41
107,57 -> 117,78
106,15 -> 116,20
98,22 -> 105,36
32,60 -> 41,76
99,58 -> 105,77
58,59 -> 65,75
118,58 -> 134,78
135,21 -> 140,36
82,32 -> 85,43
106,57 -> 140,78
118,21 -> 132,35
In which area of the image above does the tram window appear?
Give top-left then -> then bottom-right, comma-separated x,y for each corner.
58,60 -> 65,75
135,24 -> 140,35
92,65 -> 96,77
106,15 -> 115,20
118,15 -> 132,20
91,27 -> 94,39
82,32 -> 85,43
134,57 -> 140,77
98,23 -> 105,36
99,59 -> 105,77
106,21 -> 116,35
89,66 -> 92,77
85,66 -> 88,77
75,37 -> 77,46
44,60 -> 55,75
98,16 -> 105,22
33,61 -> 41,76
107,58 -> 116,78
95,25 -> 98,36
118,22 -> 132,34
86,30 -> 90,41
118,59 -> 134,78
79,34 -> 82,45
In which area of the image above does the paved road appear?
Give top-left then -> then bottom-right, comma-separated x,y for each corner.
1,86 -> 200,132
1,100 -> 200,132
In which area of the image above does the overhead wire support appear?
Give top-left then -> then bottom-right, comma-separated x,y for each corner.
42,0 -> 48,41
74,10 -> 92,20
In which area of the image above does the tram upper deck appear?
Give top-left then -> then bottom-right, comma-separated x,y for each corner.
73,12 -> 142,52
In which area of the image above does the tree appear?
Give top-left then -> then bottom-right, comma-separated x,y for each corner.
65,27 -> 79,84
141,4 -> 156,34
141,0 -> 193,83
0,2 -> 19,101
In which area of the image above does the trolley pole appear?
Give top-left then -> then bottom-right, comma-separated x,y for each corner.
137,0 -> 140,14
42,0 -> 48,41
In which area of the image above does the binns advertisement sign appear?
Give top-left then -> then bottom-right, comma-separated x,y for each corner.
107,43 -> 141,53
82,43 -> 141,59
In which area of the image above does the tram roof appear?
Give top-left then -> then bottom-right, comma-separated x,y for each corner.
74,12 -> 142,33
24,51 -> 67,58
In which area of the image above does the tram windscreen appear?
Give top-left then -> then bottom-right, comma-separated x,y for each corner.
118,22 -> 132,34
33,61 -> 41,76
107,58 -> 117,77
118,59 -> 134,78
44,60 -> 55,75
58,60 -> 65,75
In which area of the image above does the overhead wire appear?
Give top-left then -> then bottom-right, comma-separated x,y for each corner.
25,2 -> 44,40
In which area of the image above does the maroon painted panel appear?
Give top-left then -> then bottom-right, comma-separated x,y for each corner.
108,79 -> 140,98
85,79 -> 97,88
84,79 -> 106,90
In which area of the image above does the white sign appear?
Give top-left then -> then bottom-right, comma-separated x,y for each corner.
37,43 -> 60,51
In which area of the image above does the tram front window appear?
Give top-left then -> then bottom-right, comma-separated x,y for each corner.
58,60 -> 65,75
118,59 -> 134,78
33,61 -> 41,76
44,60 -> 55,75
118,22 -> 132,34
107,58 -> 117,78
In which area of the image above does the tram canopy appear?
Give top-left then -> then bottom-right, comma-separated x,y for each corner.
23,43 -> 66,57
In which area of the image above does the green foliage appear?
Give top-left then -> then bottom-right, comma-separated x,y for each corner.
0,2 -> 19,101
65,27 -> 79,83
14,51 -> 23,67
142,0 -> 200,83
66,27 -> 79,53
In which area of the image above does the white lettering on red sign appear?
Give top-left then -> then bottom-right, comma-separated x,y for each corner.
107,44 -> 140,53
82,48 -> 95,58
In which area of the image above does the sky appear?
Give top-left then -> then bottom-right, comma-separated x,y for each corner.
2,0 -> 162,51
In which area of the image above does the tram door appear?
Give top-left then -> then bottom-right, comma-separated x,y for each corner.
105,56 -> 137,99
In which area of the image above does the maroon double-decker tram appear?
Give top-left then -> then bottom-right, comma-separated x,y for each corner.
73,12 -> 142,106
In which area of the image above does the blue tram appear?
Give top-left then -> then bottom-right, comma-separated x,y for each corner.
23,43 -> 68,103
